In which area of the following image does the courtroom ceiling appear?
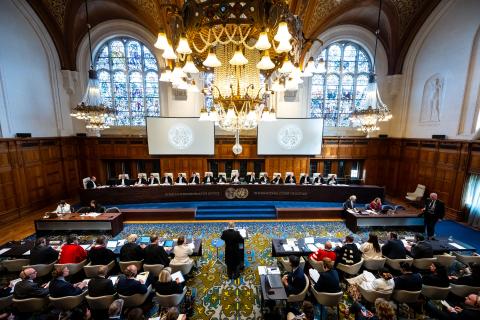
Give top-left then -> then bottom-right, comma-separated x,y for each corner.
27,0 -> 440,74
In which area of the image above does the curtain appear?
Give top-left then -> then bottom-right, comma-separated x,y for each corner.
465,174 -> 480,227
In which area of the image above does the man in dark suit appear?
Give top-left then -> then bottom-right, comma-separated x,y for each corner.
271,174 -> 283,185
88,235 -> 116,266
30,237 -> 58,265
175,173 -> 187,184
313,175 -> 325,184
259,173 -> 270,184
245,172 -> 256,184
381,232 -> 407,259
88,266 -> 116,297
188,172 -> 200,184
393,262 -> 422,291
419,192 -> 445,239
143,235 -> 170,267
335,235 -> 361,266
161,173 -> 173,185
299,174 -> 311,185
116,174 -> 130,186
117,265 -> 150,296
221,222 -> 243,279
14,268 -> 49,299
147,174 -> 159,185
313,258 -> 340,293
327,174 -> 338,185
281,255 -> 306,295
217,174 -> 227,184
410,233 -> 433,258
284,173 -> 296,184
134,175 -> 147,186
86,176 -> 97,189
203,173 -> 215,184
120,234 -> 145,262
49,266 -> 86,297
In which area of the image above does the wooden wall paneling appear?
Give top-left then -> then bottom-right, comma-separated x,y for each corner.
0,141 -> 19,222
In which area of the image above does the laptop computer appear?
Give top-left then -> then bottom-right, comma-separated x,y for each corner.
267,274 -> 283,289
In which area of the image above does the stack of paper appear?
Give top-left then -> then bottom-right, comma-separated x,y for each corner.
309,269 -> 320,283
304,237 -> 314,244
286,238 -> 296,246
292,246 -> 300,252
282,244 -> 292,251
171,271 -> 185,283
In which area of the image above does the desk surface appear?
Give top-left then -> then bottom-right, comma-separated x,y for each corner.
34,213 -> 124,236
259,271 -> 287,301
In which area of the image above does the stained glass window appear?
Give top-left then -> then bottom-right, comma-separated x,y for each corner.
310,41 -> 372,127
94,37 -> 160,126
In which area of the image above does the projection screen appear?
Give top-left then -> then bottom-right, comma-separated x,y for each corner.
146,117 -> 215,155
257,118 -> 324,155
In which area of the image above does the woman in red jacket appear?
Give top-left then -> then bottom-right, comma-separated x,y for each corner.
369,197 -> 382,211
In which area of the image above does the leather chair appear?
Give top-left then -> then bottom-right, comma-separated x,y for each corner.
83,260 -> 115,278
385,257 -> 413,272
155,287 -> 187,307
0,295 -> 12,311
452,252 -> 480,266
434,254 -> 456,269
105,207 -> 121,213
287,275 -> 309,303
23,261 -> 56,277
119,260 -> 143,273
12,296 -> 49,313
118,285 -> 152,308
49,290 -> 87,310
358,285 -> 392,303
143,264 -> 165,277
308,258 -> 325,272
118,174 -> 129,180
421,285 -> 451,300
405,184 -> 426,204
86,294 -> 116,310
363,258 -> 386,271
82,177 -> 91,189
278,256 -> 305,272
2,258 -> 30,272
412,257 -> 437,271
337,259 -> 364,276
392,289 -> 421,315
54,259 -> 87,276
310,285 -> 343,320
169,261 -> 194,275
450,284 -> 480,297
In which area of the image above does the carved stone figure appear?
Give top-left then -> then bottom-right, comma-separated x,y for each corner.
420,74 -> 444,123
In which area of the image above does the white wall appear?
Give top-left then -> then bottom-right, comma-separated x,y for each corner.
400,0 -> 480,139
0,0 -> 72,137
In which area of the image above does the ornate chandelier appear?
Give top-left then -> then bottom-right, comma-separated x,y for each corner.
154,0 -> 314,132
350,0 -> 392,136
71,0 -> 116,135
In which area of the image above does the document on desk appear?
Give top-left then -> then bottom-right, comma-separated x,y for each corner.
106,240 -> 117,250
117,239 -> 126,246
187,242 -> 195,250
304,237 -> 314,244
315,243 -> 325,249
80,244 -> 91,250
237,228 -> 247,238
282,244 -> 292,251
171,271 -> 185,283
23,250 -> 30,255
309,269 -> 320,283
135,271 -> 149,283
307,244 -> 318,252
286,238 -> 296,246
85,212 -> 101,217
0,248 -> 11,255
449,242 -> 466,250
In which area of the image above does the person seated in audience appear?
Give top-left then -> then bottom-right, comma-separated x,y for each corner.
172,236 -> 193,265
327,174 -> 338,185
134,175 -> 147,186
335,235 -> 362,266
88,265 -> 116,297
285,172 -> 296,184
281,255 -> 306,295
410,233 -> 434,258
312,175 -> 324,184
188,172 -> 200,184
88,235 -> 116,266
143,235 -> 170,267
87,200 -> 106,213
360,233 -> 383,260
349,268 -> 394,293
54,200 -> 71,214
126,308 -> 145,320
381,232 -> 407,259
313,258 -> 340,293
154,269 -> 185,295
58,305 -> 92,320
175,173 -> 186,184
217,174 -> 227,184
309,241 -> 336,262
271,174 -> 283,184
286,301 -> 314,320
343,195 -> 357,213
120,234 -> 145,262
108,299 -> 124,319
230,172 -> 241,184
116,174 -> 130,186
393,262 -> 422,291
86,176 -> 97,189
259,173 -> 270,184
117,265 -> 150,296
369,197 -> 382,211
426,293 -> 480,320
58,234 -> 87,264
203,172 -> 215,184
147,174 -> 159,185
0,280 -> 14,298
423,262 -> 449,287
161,173 -> 173,185
349,298 -> 396,320
49,266 -> 87,297
14,268 -> 49,299
449,263 -> 480,286
299,174 -> 311,185
30,237 -> 58,265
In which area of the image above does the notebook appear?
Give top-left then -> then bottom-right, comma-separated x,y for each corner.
171,271 -> 185,283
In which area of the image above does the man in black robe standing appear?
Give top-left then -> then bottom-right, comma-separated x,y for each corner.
221,222 -> 243,279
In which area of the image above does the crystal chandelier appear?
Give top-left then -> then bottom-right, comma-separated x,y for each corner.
154,0 -> 314,133
70,0 -> 116,135
350,0 -> 392,136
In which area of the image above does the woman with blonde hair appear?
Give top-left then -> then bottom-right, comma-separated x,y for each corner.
154,269 -> 184,295
374,298 -> 396,320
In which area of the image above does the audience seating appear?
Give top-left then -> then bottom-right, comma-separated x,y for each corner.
83,260 -> 115,278
310,285 -> 343,320
143,264 -> 165,277
23,261 -> 56,277
358,285 -> 392,303
0,295 -> 12,311
2,258 -> 30,272
433,254 -> 456,269
278,256 -> 305,272
155,287 -> 187,307
421,285 -> 451,300
170,261 -> 194,275
452,252 -> 480,265
119,260 -> 143,273
412,258 -> 437,271
308,258 -> 325,272
49,290 -> 87,310
392,289 -> 421,314
287,275 -> 309,303
386,257 -> 413,271
363,258 -> 386,271
12,297 -> 49,313
54,260 -> 87,276
450,284 -> 480,297
86,294 -> 117,311
119,285 -> 152,308
337,259 -> 364,276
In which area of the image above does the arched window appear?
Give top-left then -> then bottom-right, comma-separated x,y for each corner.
94,37 -> 160,126
310,41 -> 372,127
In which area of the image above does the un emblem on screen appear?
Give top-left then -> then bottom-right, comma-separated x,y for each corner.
277,125 -> 303,150
225,187 -> 249,199
167,124 -> 194,150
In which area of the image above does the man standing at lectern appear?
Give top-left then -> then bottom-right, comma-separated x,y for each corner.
221,222 -> 243,279
420,192 -> 445,239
